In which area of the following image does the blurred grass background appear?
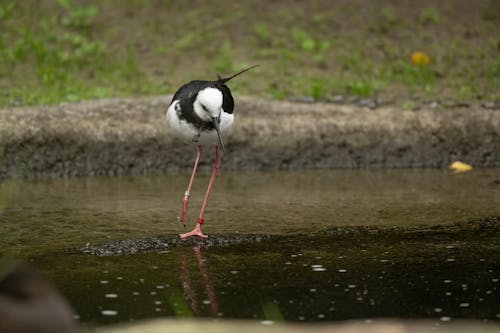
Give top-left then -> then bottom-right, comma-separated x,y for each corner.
0,0 -> 498,107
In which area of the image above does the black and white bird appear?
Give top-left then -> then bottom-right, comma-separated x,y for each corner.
166,65 -> 257,238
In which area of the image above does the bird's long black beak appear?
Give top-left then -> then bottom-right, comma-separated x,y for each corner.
212,116 -> 225,153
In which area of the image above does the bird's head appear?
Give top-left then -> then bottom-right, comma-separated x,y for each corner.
194,87 -> 226,152
195,87 -> 223,121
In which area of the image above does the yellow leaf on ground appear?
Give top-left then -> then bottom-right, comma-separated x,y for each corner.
411,51 -> 431,65
449,161 -> 473,173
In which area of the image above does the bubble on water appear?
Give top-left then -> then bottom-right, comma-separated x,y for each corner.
151,266 -> 158,270
156,285 -> 164,289
154,300 -> 162,305
318,314 -> 325,319
311,265 -> 323,268
459,303 -> 470,308
298,316 -> 305,321
496,314 -> 500,319
338,269 -> 347,273
379,259 -> 389,263
155,308 -> 161,312
150,291 -> 157,295
315,257 -> 322,259
230,271 -> 239,274
440,316 -> 451,322
313,267 -> 327,272
445,292 -> 452,296
102,270 -> 109,274
100,280 -> 109,284
101,310 -> 118,316
260,320 -> 274,325
285,261 -> 292,265
105,293 -> 118,298
492,278 -> 499,283
443,280 -> 452,283
73,314 -> 80,320
348,284 -> 357,289
445,245 -> 454,249
132,291 -> 140,296
203,300 -> 211,305
116,276 -> 123,280
486,290 -> 492,294
310,288 -> 317,292
434,308 -> 442,313
446,258 -> 455,262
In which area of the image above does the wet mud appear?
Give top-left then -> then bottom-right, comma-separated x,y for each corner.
1,96 -> 499,179
79,216 -> 500,256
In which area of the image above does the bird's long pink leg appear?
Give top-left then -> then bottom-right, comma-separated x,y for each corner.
180,145 -> 222,239
180,145 -> 203,226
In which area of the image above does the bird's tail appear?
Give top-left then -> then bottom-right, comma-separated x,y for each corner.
217,65 -> 259,84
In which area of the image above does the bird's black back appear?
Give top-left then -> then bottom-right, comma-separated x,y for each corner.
172,80 -> 234,114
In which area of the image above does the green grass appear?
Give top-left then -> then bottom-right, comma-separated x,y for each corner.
0,0 -> 499,107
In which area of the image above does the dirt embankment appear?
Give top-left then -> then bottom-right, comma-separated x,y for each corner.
0,96 -> 499,179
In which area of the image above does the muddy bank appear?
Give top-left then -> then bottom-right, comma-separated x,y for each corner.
1,96 -> 499,179
78,216 -> 500,256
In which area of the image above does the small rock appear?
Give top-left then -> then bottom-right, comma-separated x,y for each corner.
357,99 -> 378,110
330,95 -> 344,103
8,98 -> 23,107
427,101 -> 439,108
288,96 -> 315,104
481,101 -> 500,110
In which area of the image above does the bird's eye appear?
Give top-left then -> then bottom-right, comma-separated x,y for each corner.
202,105 -> 208,111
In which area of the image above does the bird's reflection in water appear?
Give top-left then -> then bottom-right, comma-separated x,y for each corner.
180,244 -> 219,316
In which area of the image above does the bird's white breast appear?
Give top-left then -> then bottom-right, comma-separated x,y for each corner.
166,100 -> 234,145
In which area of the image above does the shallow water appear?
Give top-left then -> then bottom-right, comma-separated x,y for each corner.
1,169 -> 499,255
0,169 -> 499,326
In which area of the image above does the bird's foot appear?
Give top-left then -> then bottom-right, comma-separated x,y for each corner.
179,223 -> 208,239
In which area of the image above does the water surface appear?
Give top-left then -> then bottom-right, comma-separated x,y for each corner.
0,169 -> 499,327
1,169 -> 499,255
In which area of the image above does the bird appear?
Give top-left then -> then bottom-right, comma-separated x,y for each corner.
166,65 -> 257,238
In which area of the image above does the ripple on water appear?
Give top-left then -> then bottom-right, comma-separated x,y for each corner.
101,310 -> 118,316
311,264 -> 326,272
